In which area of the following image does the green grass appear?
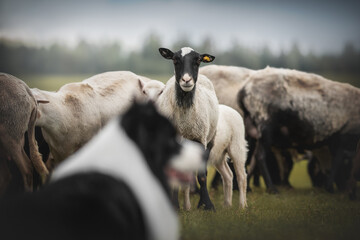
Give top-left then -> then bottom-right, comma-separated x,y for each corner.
180,187 -> 360,240
20,74 -> 92,91
180,162 -> 360,240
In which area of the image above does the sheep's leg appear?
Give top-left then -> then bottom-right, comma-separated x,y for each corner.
255,140 -> 278,194
197,170 -> 215,211
183,185 -> 191,211
326,146 -> 344,193
28,108 -> 49,183
280,150 -> 293,188
0,157 -> 11,196
245,137 -> 257,192
215,159 -> 233,207
171,188 -> 180,210
229,145 -> 248,208
11,146 -> 33,192
246,153 -> 256,191
348,143 -> 360,200
45,153 -> 56,172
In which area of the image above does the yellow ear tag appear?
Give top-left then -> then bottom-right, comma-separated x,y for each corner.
203,56 -> 211,62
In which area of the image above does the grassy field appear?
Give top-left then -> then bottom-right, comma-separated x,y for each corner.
21,73 -> 360,239
179,186 -> 360,240
181,161 -> 359,240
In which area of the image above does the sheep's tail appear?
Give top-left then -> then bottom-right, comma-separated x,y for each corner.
28,106 -> 49,183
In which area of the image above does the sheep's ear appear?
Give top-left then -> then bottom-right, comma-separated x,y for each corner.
158,85 -> 166,96
32,89 -> 50,104
37,100 -> 50,104
159,48 -> 174,59
200,54 -> 215,63
138,78 -> 145,91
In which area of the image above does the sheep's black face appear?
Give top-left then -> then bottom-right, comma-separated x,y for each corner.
159,47 -> 215,108
159,47 -> 215,92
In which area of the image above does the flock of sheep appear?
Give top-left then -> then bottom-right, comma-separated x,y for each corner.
0,46 -> 359,213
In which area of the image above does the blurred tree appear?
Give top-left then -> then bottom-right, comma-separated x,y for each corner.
172,35 -> 192,51
0,34 -> 359,86
197,36 -> 215,54
260,45 -> 274,68
285,42 -> 302,69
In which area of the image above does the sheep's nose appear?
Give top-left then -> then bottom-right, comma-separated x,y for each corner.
182,74 -> 192,83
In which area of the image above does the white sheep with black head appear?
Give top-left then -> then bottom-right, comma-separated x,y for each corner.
157,47 -> 219,210
140,80 -> 248,209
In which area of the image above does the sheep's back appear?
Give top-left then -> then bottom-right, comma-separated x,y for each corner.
200,65 -> 254,116
0,73 -> 35,140
240,67 -> 360,142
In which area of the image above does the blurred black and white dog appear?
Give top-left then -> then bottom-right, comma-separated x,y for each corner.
0,102 -> 204,240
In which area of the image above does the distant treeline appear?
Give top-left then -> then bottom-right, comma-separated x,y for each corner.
0,34 -> 359,76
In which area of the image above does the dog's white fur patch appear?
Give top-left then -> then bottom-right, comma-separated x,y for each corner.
181,47 -> 194,57
51,119 -> 178,240
169,139 -> 205,172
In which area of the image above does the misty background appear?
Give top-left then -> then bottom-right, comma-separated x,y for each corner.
0,0 -> 359,86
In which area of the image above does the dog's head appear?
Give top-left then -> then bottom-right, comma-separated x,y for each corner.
120,101 -> 205,193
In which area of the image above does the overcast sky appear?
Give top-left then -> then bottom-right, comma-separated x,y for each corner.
0,0 -> 359,54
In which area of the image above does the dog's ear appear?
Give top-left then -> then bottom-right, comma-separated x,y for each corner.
120,101 -> 158,145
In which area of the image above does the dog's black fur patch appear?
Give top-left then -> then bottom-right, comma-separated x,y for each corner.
120,101 -> 181,194
0,173 -> 146,240
0,102 -> 182,240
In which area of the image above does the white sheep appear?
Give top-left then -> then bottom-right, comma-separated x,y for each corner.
138,79 -> 165,101
0,73 -> 49,195
31,71 -> 152,168
158,47 -> 219,210
141,80 -> 248,209
209,104 -> 248,208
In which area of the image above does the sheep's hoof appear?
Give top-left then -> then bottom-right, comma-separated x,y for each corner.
266,186 -> 279,194
349,192 -> 356,200
325,183 -> 334,193
197,200 -> 216,212
282,183 -> 294,190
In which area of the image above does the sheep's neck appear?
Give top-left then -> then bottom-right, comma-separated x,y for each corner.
175,83 -> 196,109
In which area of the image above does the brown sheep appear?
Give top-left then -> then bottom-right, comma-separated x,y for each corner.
238,66 -> 360,193
0,73 -> 49,196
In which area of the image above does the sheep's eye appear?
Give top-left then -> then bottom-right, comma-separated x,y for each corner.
196,58 -> 202,65
143,90 -> 146,94
158,90 -> 163,96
